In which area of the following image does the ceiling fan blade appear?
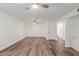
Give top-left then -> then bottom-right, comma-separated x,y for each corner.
40,4 -> 49,8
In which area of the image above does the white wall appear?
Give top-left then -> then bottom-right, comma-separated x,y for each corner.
66,18 -> 79,51
24,20 -> 57,40
25,20 -> 48,37
0,10 -> 26,51
47,20 -> 65,40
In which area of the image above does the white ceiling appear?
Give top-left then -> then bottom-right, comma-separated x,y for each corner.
0,3 -> 79,21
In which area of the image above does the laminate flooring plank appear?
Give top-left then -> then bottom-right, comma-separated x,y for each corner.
0,37 -> 79,56
6,37 -> 52,56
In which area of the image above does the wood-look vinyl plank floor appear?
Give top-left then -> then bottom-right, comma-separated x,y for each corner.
0,37 -> 79,56
0,37 -> 53,56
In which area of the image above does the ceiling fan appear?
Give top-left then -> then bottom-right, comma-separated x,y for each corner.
32,17 -> 45,24
26,3 -> 49,10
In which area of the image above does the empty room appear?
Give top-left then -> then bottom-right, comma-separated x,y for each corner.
0,3 -> 79,56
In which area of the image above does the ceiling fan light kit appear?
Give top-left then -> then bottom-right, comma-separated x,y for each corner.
25,3 -> 49,10
32,3 -> 39,8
